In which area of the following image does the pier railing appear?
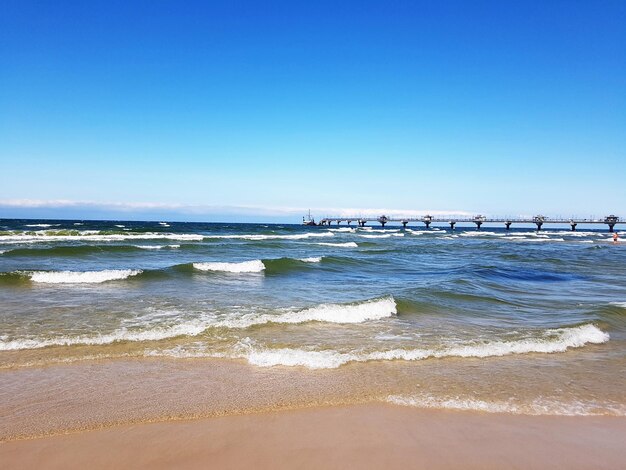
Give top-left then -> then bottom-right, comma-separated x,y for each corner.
315,214 -> 622,232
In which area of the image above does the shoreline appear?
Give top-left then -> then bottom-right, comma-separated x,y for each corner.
2,403 -> 625,469
2,354 -> 625,442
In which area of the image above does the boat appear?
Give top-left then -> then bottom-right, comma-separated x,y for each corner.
302,210 -> 317,226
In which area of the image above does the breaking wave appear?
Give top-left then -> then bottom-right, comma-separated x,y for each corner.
0,296 -> 397,351
193,260 -> 266,273
205,232 -> 335,241
386,395 -> 626,416
317,242 -> 358,248
0,320 -> 209,351
328,227 -> 356,233
239,324 -> 609,369
28,269 -> 143,284
228,296 -> 397,328
0,230 -> 204,243
134,244 -> 180,250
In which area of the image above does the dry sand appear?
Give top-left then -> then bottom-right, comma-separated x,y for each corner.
2,403 -> 625,470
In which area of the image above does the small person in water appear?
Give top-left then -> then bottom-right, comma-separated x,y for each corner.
613,232 -> 619,243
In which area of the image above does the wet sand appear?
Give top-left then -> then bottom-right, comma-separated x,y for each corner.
2,404 -> 625,470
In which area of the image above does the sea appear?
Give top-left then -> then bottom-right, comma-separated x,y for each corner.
1,218 -> 625,435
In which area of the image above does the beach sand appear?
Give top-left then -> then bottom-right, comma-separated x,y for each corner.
2,403 -> 625,470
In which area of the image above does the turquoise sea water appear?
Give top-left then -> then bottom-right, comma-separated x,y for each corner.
1,218 -> 625,416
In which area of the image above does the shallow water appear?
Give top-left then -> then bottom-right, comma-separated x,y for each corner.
1,218 -> 625,420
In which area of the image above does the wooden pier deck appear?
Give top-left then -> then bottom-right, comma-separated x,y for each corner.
315,215 -> 622,231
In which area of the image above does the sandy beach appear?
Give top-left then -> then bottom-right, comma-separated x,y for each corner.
2,403 -> 625,470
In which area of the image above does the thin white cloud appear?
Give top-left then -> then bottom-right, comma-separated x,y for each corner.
0,199 -> 474,218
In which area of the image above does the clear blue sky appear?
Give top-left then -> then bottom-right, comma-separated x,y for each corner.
1,1 -> 624,221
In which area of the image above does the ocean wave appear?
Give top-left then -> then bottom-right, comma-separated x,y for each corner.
261,257 -> 326,273
328,227 -> 356,233
29,269 -> 142,284
216,296 -> 397,329
359,234 -> 393,239
134,244 -> 180,250
0,244 -> 183,257
267,296 -> 396,324
246,347 -> 350,369
0,320 -> 209,351
24,224 -> 59,228
513,238 -> 565,242
0,297 -> 397,351
406,229 -> 446,235
239,324 -> 608,369
0,231 -> 204,243
460,231 -> 506,237
206,232 -> 335,241
359,229 -> 401,233
358,232 -> 404,238
386,395 -> 626,416
317,242 -> 358,248
193,260 -> 266,273
550,231 -> 596,237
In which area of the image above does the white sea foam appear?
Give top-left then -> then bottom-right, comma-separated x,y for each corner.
247,347 -> 351,369
0,320 -> 209,351
317,242 -> 358,248
299,257 -> 322,263
360,234 -> 392,239
362,229 -> 401,233
0,231 -> 204,243
193,260 -> 266,273
407,229 -> 446,235
386,395 -> 626,416
273,296 -> 397,324
610,302 -> 626,308
460,231 -> 505,237
328,227 -> 356,233
134,244 -> 180,250
509,232 -> 549,237
0,297 -> 397,351
115,225 -> 125,228
25,224 -> 58,228
550,231 -> 596,237
28,269 -> 142,284
238,324 -> 608,369
219,297 -> 398,329
206,232 -> 335,241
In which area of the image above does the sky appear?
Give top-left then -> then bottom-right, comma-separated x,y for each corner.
1,1 -> 624,222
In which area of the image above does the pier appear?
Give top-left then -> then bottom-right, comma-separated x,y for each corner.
316,215 -> 623,232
